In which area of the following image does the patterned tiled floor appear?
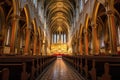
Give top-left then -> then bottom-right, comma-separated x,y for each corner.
40,57 -> 82,80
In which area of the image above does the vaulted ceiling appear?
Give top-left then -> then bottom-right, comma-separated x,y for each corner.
44,0 -> 76,34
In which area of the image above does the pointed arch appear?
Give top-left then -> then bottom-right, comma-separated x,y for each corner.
92,1 -> 100,24
23,4 -> 31,29
79,24 -> 83,37
32,18 -> 38,34
84,14 -> 90,30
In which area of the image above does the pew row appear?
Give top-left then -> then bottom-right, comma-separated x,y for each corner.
63,55 -> 120,80
0,55 -> 56,80
0,68 -> 9,80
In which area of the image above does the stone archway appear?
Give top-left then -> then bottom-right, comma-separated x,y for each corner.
0,0 -> 15,54
17,4 -> 31,55
92,0 -> 119,55
92,1 -> 110,55
17,7 -> 28,55
30,19 -> 38,55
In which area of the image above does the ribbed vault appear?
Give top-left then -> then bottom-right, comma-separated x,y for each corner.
44,0 -> 76,33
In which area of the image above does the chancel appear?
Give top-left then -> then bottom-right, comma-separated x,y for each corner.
0,0 -> 120,80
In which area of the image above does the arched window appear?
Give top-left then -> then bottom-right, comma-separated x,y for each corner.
6,27 -> 11,45
64,33 -> 66,43
79,0 -> 83,13
54,33 -> 56,43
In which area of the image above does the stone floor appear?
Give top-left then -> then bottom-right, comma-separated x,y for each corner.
39,57 -> 82,80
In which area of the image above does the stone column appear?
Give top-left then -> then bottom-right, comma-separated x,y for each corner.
10,16 -> 18,54
45,42 -> 48,55
59,31 -> 61,40
38,39 -> 41,55
44,40 -> 47,55
33,34 -> 37,55
2,24 -> 6,54
106,0 -> 117,54
84,30 -> 89,55
75,41 -> 77,55
72,43 -> 75,55
40,40 -> 43,56
52,33 -> 53,44
92,24 -> 99,55
76,39 -> 79,55
17,29 -> 21,54
52,33 -> 53,43
75,39 -> 78,55
74,41 -> 77,55
107,11 -> 117,54
66,33 -> 68,43
42,40 -> 47,55
78,39 -> 80,55
79,38 -> 83,55
24,28 -> 31,55
104,29 -> 110,54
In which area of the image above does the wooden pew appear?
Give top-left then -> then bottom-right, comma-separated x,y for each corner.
76,56 -> 81,71
101,63 -> 120,80
81,56 -> 86,77
109,64 -> 120,80
38,56 -> 43,74
0,55 -> 56,80
63,55 -> 120,80
87,56 -> 120,80
0,56 -> 37,80
78,56 -> 83,74
0,68 -> 9,80
79,56 -> 91,79
0,63 -> 27,80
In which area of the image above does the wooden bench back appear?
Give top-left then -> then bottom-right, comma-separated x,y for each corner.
0,68 -> 9,80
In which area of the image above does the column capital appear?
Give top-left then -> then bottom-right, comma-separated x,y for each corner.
25,27 -> 31,30
12,15 -> 20,20
106,10 -> 114,15
91,23 -> 97,28
83,30 -> 87,34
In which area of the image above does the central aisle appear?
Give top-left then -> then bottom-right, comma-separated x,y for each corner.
40,57 -> 82,80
